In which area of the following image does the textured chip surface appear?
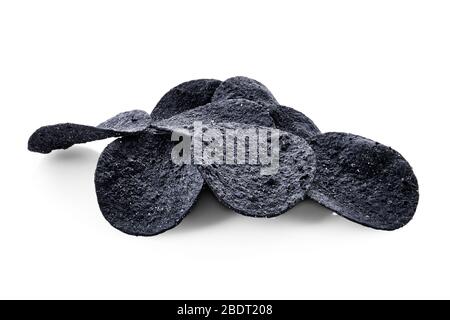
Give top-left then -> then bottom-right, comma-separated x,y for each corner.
211,76 -> 320,138
95,132 -> 204,236
212,76 -> 278,106
28,110 -> 151,153
152,99 -> 274,133
151,79 -> 222,121
307,132 -> 419,230
269,105 -> 321,138
97,109 -> 152,132
197,123 -> 316,217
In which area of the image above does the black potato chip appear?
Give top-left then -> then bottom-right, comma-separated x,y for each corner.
97,109 -> 151,132
28,110 -> 151,154
151,79 -> 222,121
307,132 -> 419,230
269,105 -> 321,139
152,99 -> 274,133
212,76 -> 278,106
197,123 -> 316,217
212,76 -> 320,139
95,132 -> 203,236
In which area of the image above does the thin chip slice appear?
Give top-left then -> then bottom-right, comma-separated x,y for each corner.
28,110 -> 151,154
152,99 -> 274,133
211,76 -> 320,138
151,79 -> 222,121
197,123 -> 316,217
97,109 -> 151,132
95,132 -> 203,236
307,132 -> 419,230
212,76 -> 278,106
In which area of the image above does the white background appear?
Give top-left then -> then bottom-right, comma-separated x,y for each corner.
1,0 -> 449,300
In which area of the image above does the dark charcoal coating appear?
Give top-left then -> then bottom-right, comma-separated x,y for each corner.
307,132 -> 419,230
152,99 -> 274,133
212,76 -> 320,139
97,109 -> 151,132
28,110 -> 151,154
212,76 -> 278,106
151,79 -> 222,121
198,123 -> 316,217
269,105 -> 321,139
151,99 -> 275,192
95,132 -> 203,236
